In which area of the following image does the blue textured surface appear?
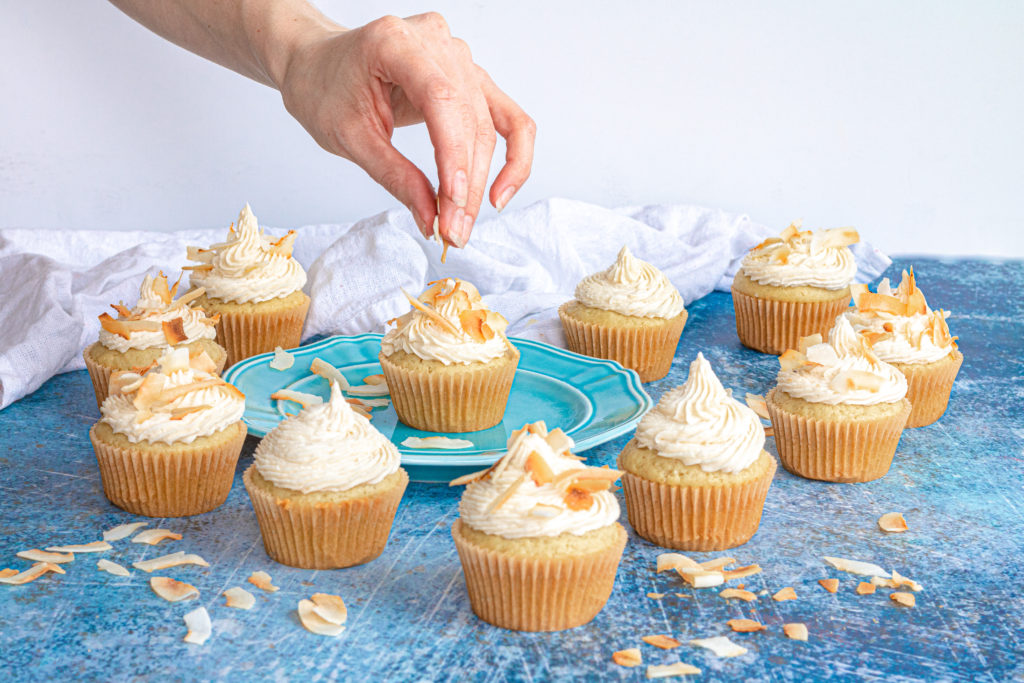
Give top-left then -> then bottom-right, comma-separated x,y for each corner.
224,334 -> 651,483
1,257 -> 1022,682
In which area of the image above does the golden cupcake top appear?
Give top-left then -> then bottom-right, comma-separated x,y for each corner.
97,273 -> 218,353
380,278 -> 510,365
451,421 -> 621,539
844,268 -> 957,364
186,204 -> 307,304
574,246 -> 685,318
775,317 -> 907,406
101,347 -> 245,445
741,221 -> 860,290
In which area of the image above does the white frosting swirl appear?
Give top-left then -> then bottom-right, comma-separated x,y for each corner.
575,246 -> 685,318
188,204 -> 307,304
775,317 -> 907,405
253,382 -> 400,494
100,351 -> 245,445
458,422 -> 620,539
635,353 -> 764,473
741,226 -> 858,290
380,278 -> 510,365
843,277 -> 956,364
98,275 -> 217,352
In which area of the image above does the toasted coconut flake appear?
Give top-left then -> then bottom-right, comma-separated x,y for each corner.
723,564 -> 762,581
878,512 -> 908,533
448,466 -> 494,487
856,581 -> 876,595
657,553 -> 699,573
797,333 -> 824,354
642,634 -> 682,650
355,397 -> 389,408
183,606 -> 212,645
728,619 -> 766,633
529,503 -> 562,518
0,569 -> 18,578
823,556 -> 890,578
612,648 -> 643,668
107,523 -> 152,545
719,588 -> 757,602
150,576 -> 199,602
17,549 -> 74,564
783,623 -> 809,641
525,450 -> 555,485
871,576 -> 897,589
890,569 -> 923,592
402,288 -> 462,336
131,529 -> 182,546
97,559 -> 130,577
311,593 -> 348,625
133,551 -> 209,573
818,227 -> 860,248
772,586 -> 797,601
346,382 -> 391,397
647,592 -> 666,599
223,586 -> 256,610
401,436 -> 474,449
269,346 -> 295,371
699,557 -> 736,571
689,636 -> 747,658
677,568 -> 726,588
271,390 -> 323,410
44,541 -> 112,553
98,313 -> 162,339
646,662 -> 701,679
298,599 -> 345,636
779,349 -> 807,372
268,230 -> 297,257
310,358 -> 351,390
744,393 -> 769,420
487,474 -> 527,514
248,570 -> 279,593
563,486 -> 595,511
890,591 -> 916,607
181,264 -> 214,272
0,562 -> 64,585
818,578 -> 840,593
161,318 -> 188,345
363,374 -> 387,385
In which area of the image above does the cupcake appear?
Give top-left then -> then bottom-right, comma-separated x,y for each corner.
843,268 -> 962,427
559,246 -> 687,382
186,204 -> 309,367
245,381 -> 407,569
732,222 -> 859,355
89,346 -> 246,517
450,421 -> 626,631
379,278 -> 518,432
618,353 -> 776,551
83,273 -> 226,409
765,317 -> 912,483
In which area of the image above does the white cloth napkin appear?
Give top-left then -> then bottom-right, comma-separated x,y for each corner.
0,198 -> 890,409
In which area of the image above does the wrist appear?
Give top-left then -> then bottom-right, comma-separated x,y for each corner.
241,0 -> 346,89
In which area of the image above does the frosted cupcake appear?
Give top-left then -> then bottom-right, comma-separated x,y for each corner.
380,278 -> 518,432
559,246 -> 687,382
732,222 -> 859,355
450,421 -> 626,631
766,317 -> 911,483
244,381 -> 408,569
844,269 -> 961,427
83,273 -> 226,409
619,353 -> 776,551
187,204 -> 309,367
89,347 -> 246,517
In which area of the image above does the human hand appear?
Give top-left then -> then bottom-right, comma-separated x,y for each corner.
278,12 -> 536,248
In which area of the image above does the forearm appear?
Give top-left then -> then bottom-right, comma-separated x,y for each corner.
108,0 -> 342,88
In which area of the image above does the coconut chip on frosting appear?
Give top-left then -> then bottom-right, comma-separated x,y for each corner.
98,273 -> 218,345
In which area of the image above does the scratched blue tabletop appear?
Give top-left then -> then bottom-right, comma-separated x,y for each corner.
2,257 -> 1022,682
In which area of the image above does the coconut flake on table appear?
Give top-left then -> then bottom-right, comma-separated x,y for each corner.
150,576 -> 199,602
689,636 -> 748,658
223,586 -> 256,610
97,559 -> 131,577
17,549 -> 74,564
823,556 -> 890,578
646,662 -> 702,678
183,606 -> 212,645
248,570 -> 279,593
131,529 -> 182,546
133,552 -> 210,573
44,541 -> 112,553
298,599 -> 345,636
401,436 -> 474,449
102,522 -> 149,542
0,562 -> 65,585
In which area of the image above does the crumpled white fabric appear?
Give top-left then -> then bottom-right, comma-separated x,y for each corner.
0,198 -> 890,409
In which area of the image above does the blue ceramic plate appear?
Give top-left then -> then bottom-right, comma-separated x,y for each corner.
223,334 -> 651,483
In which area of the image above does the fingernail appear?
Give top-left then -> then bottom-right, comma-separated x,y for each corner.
461,214 -> 474,246
496,185 -> 516,212
452,170 -> 468,208
451,208 -> 465,247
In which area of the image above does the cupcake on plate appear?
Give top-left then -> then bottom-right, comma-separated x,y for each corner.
618,353 -> 776,551
844,268 -> 961,428
83,272 -> 226,409
732,221 -> 859,355
379,278 -> 518,432
89,346 -> 246,517
559,246 -> 687,382
244,381 -> 408,569
186,203 -> 309,367
765,316 -> 911,483
450,421 -> 627,631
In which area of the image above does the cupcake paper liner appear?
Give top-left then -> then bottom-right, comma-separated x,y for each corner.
243,467 -> 408,569
451,520 -> 627,632
766,389 -> 912,483
894,349 -> 963,428
90,421 -> 246,517
380,350 -> 518,433
215,293 -> 310,368
619,456 -> 777,551
731,288 -> 849,355
558,306 -> 687,382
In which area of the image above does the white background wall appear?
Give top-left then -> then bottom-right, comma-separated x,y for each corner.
2,1 -> 1021,256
